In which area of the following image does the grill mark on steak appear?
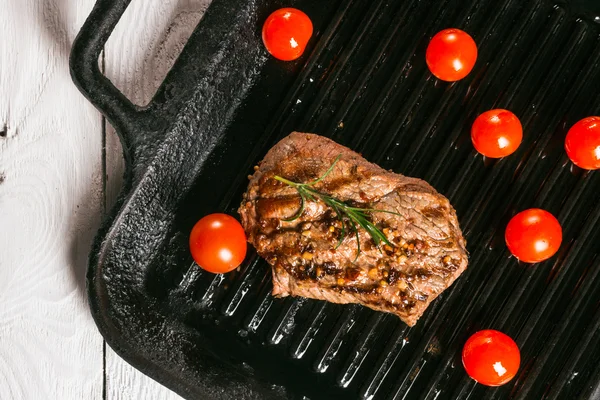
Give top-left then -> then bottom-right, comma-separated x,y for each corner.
239,132 -> 468,326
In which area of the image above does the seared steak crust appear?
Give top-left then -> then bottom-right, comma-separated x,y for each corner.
238,132 -> 468,326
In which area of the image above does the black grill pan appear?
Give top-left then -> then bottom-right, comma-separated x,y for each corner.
70,0 -> 600,399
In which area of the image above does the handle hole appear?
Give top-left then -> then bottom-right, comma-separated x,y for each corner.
103,0 -> 210,107
101,0 -> 210,208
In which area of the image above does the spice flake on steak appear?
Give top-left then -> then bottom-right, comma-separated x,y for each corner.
238,132 -> 468,326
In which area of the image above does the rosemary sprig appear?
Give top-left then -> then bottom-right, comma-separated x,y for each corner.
273,155 -> 400,259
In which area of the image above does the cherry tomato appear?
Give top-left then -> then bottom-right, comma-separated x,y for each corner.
565,116 -> 600,170
462,329 -> 520,386
505,208 -> 562,263
262,8 -> 313,61
426,28 -> 478,82
189,213 -> 247,274
471,109 -> 523,158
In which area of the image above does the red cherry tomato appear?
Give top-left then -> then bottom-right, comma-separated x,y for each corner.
565,116 -> 600,170
471,109 -> 523,158
462,330 -> 520,386
505,208 -> 562,263
426,28 -> 478,82
262,8 -> 313,61
189,213 -> 247,274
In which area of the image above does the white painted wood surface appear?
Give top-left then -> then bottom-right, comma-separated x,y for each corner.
1,0 -> 210,398
0,1 -> 103,399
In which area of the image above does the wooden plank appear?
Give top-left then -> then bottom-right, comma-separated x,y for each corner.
0,1 -> 104,399
103,1 -> 211,398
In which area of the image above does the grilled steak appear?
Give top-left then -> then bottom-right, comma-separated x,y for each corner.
238,133 -> 468,326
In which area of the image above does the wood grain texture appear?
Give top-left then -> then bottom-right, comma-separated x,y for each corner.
103,1 -> 211,398
0,1 -> 104,399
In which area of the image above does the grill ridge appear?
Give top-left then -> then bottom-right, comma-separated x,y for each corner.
336,313 -> 385,387
290,302 -> 330,359
353,0 -> 457,153
512,260 -> 600,399
301,0 -> 389,130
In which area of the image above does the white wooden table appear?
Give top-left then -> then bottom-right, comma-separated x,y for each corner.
1,1 -> 211,398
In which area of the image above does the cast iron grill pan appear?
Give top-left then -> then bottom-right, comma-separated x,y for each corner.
70,0 -> 600,399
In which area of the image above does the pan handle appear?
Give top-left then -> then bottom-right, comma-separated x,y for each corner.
70,0 -> 144,137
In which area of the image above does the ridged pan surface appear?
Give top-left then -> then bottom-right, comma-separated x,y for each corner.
73,0 -> 600,399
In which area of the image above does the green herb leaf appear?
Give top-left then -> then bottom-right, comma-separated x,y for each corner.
273,154 -> 397,259
283,191 -> 305,222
